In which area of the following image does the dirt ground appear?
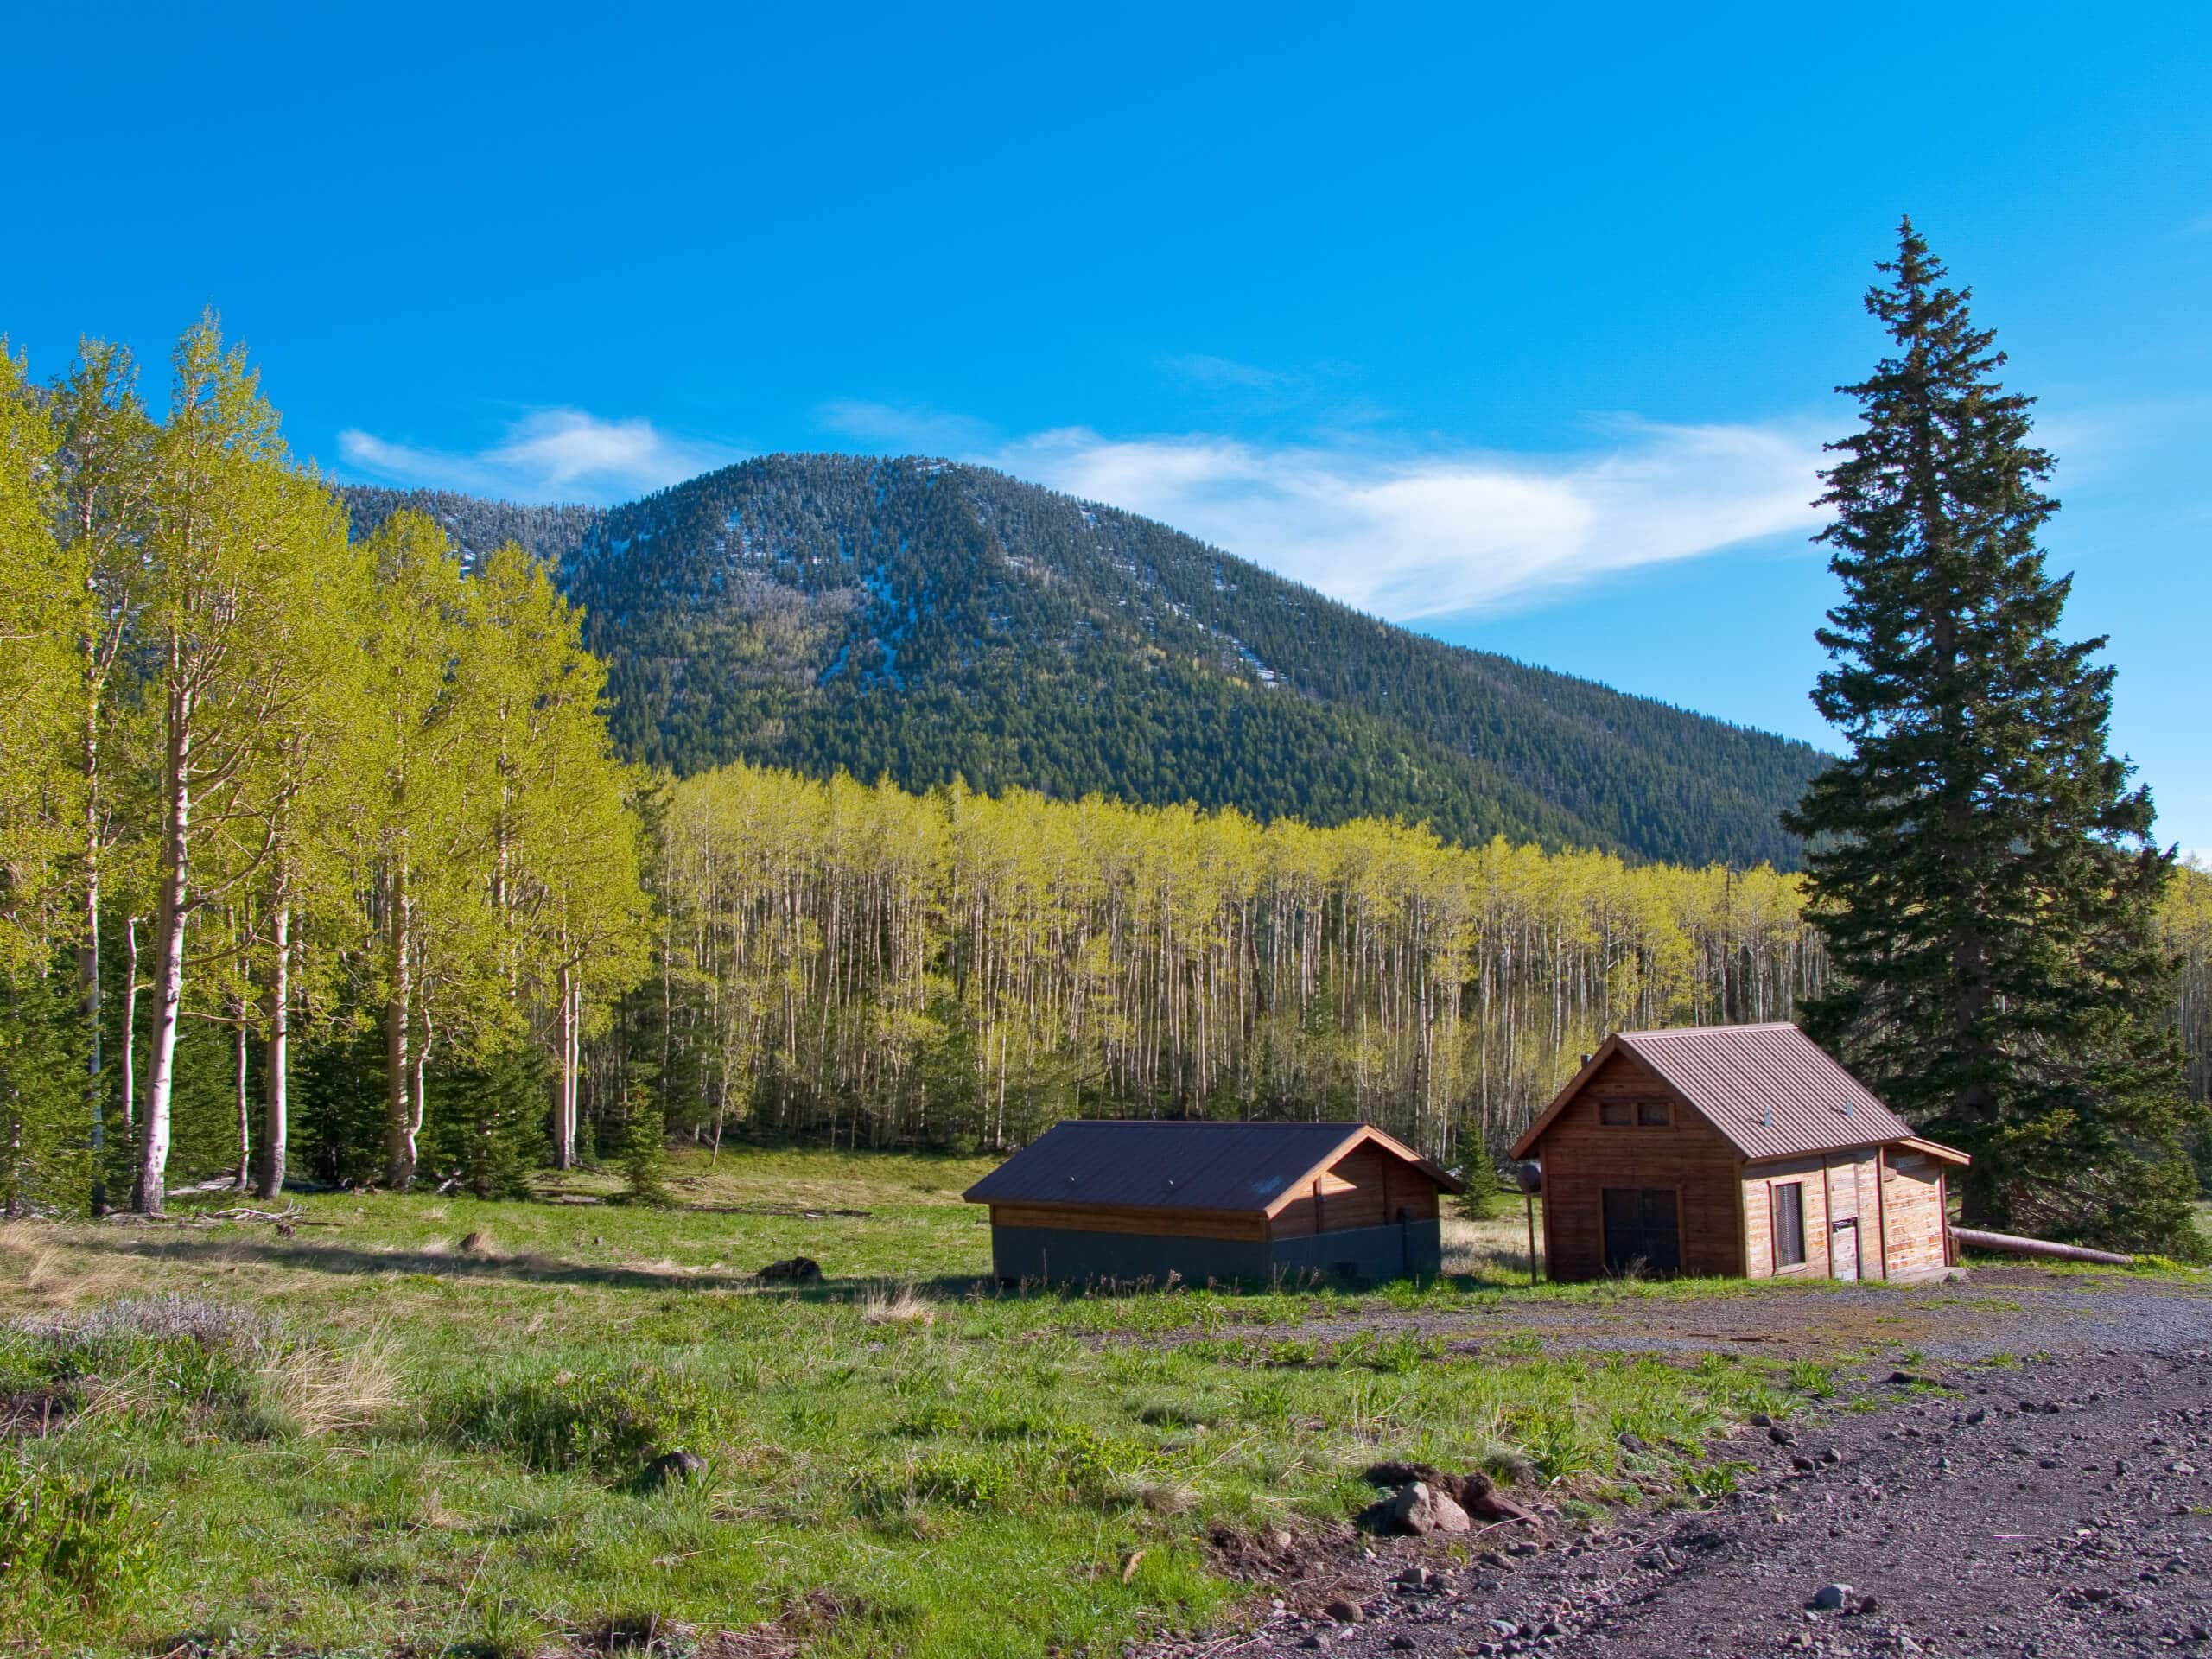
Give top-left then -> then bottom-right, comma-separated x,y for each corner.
1147,1269 -> 2212,1659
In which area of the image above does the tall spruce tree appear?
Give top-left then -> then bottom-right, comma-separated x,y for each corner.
1788,220 -> 2202,1255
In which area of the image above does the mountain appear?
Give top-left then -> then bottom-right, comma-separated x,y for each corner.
344,458 -> 1827,868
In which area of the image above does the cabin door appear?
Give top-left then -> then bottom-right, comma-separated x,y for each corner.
1601,1188 -> 1680,1276
1830,1217 -> 1860,1281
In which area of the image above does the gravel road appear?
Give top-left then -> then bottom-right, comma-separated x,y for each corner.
1145,1270 -> 2212,1659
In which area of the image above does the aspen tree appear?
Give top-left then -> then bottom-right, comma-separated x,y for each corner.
355,512 -> 487,1190
133,316 -> 328,1215
0,342 -> 82,963
0,343 -> 93,1214
46,344 -> 152,1207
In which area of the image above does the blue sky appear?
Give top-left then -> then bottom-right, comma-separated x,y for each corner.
8,3 -> 2208,853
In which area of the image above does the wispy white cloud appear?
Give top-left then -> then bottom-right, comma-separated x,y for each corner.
975,417 -> 1827,620
339,410 -> 741,504
816,400 -> 996,455
350,394 -> 1827,620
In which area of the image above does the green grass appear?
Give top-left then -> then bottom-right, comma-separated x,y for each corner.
0,1148 -> 1875,1655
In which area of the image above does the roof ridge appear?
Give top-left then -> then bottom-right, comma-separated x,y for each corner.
1624,1020 -> 1798,1037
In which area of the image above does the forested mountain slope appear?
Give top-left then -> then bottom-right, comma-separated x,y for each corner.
346,458 -> 1827,867
339,486 -> 601,573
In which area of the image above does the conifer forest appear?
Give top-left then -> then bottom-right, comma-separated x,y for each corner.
1,311 -> 2209,1229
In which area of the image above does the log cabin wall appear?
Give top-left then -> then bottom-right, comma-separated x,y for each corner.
1269,1142 -> 1442,1239
1740,1154 -> 1834,1280
1879,1149 -> 1951,1281
1533,1052 -> 1745,1281
987,1202 -> 1268,1241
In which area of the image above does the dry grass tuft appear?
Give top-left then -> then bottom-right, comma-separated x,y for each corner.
262,1327 -> 404,1437
859,1283 -> 936,1326
1126,1477 -> 1197,1516
457,1230 -> 494,1256
0,1226 -> 137,1310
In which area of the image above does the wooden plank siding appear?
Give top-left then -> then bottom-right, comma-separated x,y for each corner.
1879,1149 -> 1951,1281
1740,1154 -> 1834,1280
1268,1142 -> 1440,1239
1530,1051 -> 1745,1281
987,1202 -> 1268,1241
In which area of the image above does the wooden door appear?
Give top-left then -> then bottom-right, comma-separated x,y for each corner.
1601,1187 -> 1681,1276
1830,1216 -> 1860,1281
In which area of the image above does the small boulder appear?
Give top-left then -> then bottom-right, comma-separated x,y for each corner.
1361,1459 -> 1535,1527
758,1256 -> 823,1284
1385,1480 -> 1472,1535
1809,1583 -> 1853,1611
640,1449 -> 708,1490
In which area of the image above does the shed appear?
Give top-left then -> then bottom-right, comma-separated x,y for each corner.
963,1120 -> 1464,1287
1510,1024 -> 1969,1285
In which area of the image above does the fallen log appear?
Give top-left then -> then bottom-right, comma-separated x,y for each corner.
1952,1226 -> 2133,1267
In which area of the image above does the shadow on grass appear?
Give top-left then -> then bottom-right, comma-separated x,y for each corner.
69,1232 -> 764,1294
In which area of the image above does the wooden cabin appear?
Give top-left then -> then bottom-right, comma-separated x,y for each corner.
1510,1024 -> 1968,1285
963,1120 -> 1464,1286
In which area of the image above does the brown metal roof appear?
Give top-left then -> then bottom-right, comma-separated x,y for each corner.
1512,1022 -> 1933,1163
963,1120 -> 1461,1213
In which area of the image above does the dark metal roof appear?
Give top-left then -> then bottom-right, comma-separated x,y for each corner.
963,1120 -> 1457,1213
1616,1023 -> 1918,1161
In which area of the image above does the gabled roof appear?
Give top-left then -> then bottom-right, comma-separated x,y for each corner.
1510,1023 -> 1966,1165
963,1119 -> 1463,1215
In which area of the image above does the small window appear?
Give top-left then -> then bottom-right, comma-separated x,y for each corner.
1772,1181 -> 1806,1269
1637,1099 -> 1671,1127
1599,1100 -> 1633,1127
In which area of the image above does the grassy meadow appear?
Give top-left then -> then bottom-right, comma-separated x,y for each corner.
3,1149 -> 1901,1656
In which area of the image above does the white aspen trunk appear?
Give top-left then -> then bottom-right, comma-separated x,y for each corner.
257,893 -> 289,1198
136,680 -> 194,1216
384,870 -> 416,1188
233,987 -> 250,1188
408,1002 -> 432,1176
562,982 -> 579,1159
553,963 -> 575,1169
122,918 -> 140,1140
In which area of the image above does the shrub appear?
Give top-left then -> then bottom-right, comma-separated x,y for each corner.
7,1297 -> 400,1444
0,1465 -> 156,1605
858,1448 -> 1015,1516
436,1363 -> 722,1474
9,1296 -> 271,1434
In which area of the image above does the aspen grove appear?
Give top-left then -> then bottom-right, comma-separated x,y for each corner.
1,321 -> 2208,1211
